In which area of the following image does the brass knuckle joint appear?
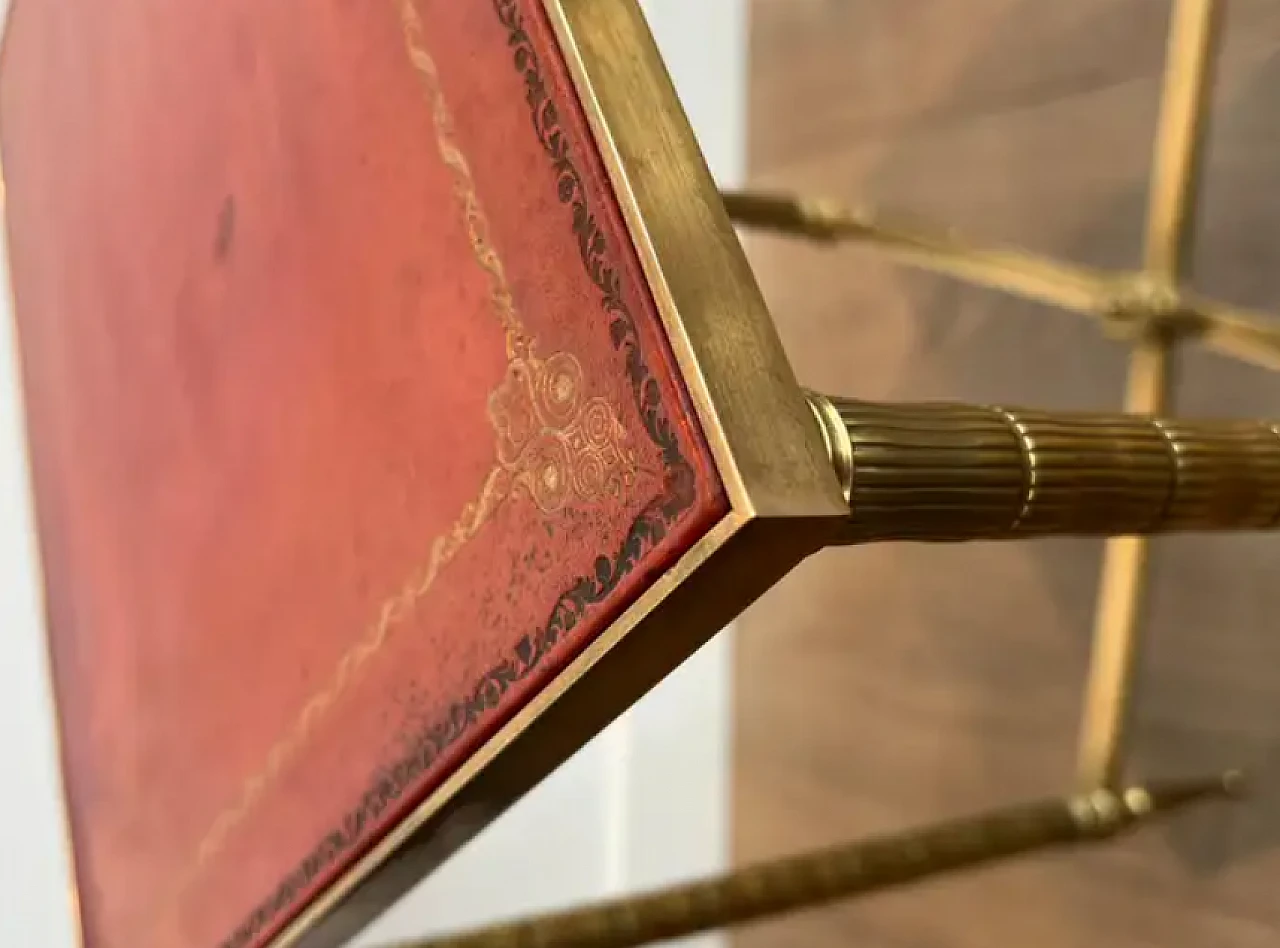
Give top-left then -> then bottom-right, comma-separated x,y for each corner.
1099,277 -> 1206,343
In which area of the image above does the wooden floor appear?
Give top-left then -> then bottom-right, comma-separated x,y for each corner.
734,2 -> 1280,946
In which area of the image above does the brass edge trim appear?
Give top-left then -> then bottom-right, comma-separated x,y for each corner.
0,3 -> 89,942
270,510 -> 753,948
543,0 -> 846,524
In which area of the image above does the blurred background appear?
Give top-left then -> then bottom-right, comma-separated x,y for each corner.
736,2 -> 1280,946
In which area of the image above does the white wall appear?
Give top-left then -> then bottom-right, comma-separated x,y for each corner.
0,0 -> 85,935
0,1 -> 746,945
0,178 -> 85,948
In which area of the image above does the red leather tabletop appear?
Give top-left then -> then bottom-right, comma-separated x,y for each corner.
0,1 -> 727,945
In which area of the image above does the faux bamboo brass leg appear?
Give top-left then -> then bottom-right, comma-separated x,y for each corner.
807,393 -> 1280,543
1143,0 -> 1223,284
1077,344 -> 1176,789
380,773 -> 1241,948
1076,0 -> 1223,790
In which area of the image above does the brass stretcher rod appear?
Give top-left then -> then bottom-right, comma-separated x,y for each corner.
381,773 -> 1239,948
719,191 -> 1280,374
1079,0 -> 1224,791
